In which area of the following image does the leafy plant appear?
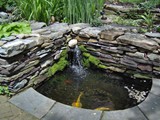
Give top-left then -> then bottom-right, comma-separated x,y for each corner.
15,0 -> 63,24
0,22 -> 31,39
140,11 -> 154,31
0,86 -> 10,96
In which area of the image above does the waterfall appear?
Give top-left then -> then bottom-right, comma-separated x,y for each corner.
68,45 -> 86,78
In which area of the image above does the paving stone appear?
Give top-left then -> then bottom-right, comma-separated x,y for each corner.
138,93 -> 160,120
42,102 -> 102,120
101,107 -> 147,120
150,78 -> 160,97
0,103 -> 13,119
9,88 -> 55,119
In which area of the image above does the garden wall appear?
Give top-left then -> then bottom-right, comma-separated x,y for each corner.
0,22 -> 160,92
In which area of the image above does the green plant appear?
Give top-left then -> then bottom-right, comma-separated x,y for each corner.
0,22 -> 31,39
0,0 -> 16,11
119,0 -> 145,4
62,0 -> 104,25
15,0 -> 63,24
140,11 -> 154,31
0,86 -> 10,96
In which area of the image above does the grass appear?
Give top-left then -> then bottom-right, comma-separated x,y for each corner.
15,0 -> 63,24
119,0 -> 145,4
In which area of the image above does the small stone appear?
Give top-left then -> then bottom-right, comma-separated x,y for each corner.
0,12 -> 9,19
145,32 -> 160,38
68,39 -> 78,48
148,53 -> 160,62
30,22 -> 46,30
137,64 -> 152,71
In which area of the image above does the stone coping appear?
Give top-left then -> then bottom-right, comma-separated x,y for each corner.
9,78 -> 160,120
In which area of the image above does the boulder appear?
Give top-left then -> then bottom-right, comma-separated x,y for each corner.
117,33 -> 159,51
68,39 -> 78,48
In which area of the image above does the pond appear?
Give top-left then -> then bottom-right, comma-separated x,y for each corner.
36,66 -> 152,110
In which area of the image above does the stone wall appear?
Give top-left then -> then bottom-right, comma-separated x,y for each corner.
0,22 -> 160,92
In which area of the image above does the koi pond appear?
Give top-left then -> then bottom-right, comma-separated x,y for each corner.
36,66 -> 152,110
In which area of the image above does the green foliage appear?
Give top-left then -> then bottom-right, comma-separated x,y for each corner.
138,0 -> 160,9
140,11 -> 154,31
0,22 -> 31,39
119,0 -> 145,4
79,45 -> 88,52
113,16 -> 141,27
60,49 -> 68,58
82,52 -> 107,69
0,86 -> 10,96
156,26 -> 160,33
47,57 -> 69,77
0,0 -> 16,11
15,0 -> 63,24
61,0 -> 105,25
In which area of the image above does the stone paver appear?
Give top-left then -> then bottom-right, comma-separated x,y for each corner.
42,102 -> 102,120
138,93 -> 160,120
9,88 -> 55,119
101,107 -> 147,120
0,95 -> 39,120
150,78 -> 160,96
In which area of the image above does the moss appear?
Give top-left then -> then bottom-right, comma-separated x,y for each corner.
0,86 -> 10,96
79,45 -> 88,52
60,49 -> 68,58
89,55 -> 100,66
81,51 -> 107,70
98,64 -> 108,69
47,57 -> 69,77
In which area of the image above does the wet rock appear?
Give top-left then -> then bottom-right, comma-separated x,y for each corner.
117,33 -> 159,51
41,59 -> 53,68
126,52 -> 147,59
120,56 -> 138,68
99,29 -> 124,41
30,22 -> 46,30
107,66 -> 126,73
117,46 -> 137,52
68,39 -> 78,48
54,50 -> 62,60
101,46 -> 123,54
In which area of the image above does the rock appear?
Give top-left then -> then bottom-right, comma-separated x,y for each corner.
9,79 -> 28,92
30,22 -> 46,30
0,12 -> 9,19
32,28 -> 48,34
39,68 -> 48,75
23,38 -> 37,49
153,67 -> 160,71
117,46 -> 137,52
79,27 -> 104,38
0,41 -> 7,46
68,39 -> 78,48
69,23 -> 90,34
99,39 -> 119,45
36,49 -> 51,56
137,64 -> 152,71
41,59 -> 53,68
145,32 -> 160,38
148,53 -> 160,62
101,46 -> 123,54
49,22 -> 71,34
107,66 -> 126,73
1,36 -> 16,41
120,56 -> 138,68
133,73 -> 152,79
44,32 -> 63,40
99,29 -> 124,41
126,52 -> 147,59
75,36 -> 89,42
54,50 -> 62,60
117,33 -> 159,51
0,39 -> 26,57
0,58 -> 9,65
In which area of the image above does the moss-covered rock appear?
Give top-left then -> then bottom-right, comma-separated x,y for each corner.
79,45 -> 88,52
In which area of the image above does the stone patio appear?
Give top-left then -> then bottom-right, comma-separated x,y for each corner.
0,78 -> 157,120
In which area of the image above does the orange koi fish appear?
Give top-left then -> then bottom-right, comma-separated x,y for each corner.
72,92 -> 83,108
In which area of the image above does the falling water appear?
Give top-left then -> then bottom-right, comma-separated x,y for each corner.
69,45 -> 86,78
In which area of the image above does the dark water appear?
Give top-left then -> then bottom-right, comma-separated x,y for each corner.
36,67 -> 152,110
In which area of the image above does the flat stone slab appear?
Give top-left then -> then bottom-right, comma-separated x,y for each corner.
42,102 -> 102,120
9,88 -> 55,119
101,107 -> 147,120
138,93 -> 160,120
150,78 -> 160,96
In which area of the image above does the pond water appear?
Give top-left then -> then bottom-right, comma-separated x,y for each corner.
36,67 -> 152,110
